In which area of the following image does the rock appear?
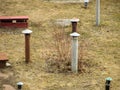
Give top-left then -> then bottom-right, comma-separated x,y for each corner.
3,84 -> 16,90
6,62 -> 11,67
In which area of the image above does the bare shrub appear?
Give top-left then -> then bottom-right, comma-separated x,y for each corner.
45,25 -> 71,73
53,27 -> 71,62
45,25 -> 88,73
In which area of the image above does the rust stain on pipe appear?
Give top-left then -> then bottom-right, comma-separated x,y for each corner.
72,22 -> 77,32
25,34 -> 30,63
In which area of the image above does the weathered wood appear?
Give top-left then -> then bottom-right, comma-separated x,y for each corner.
0,53 -> 8,68
0,16 -> 28,28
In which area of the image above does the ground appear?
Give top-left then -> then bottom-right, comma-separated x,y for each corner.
0,0 -> 120,90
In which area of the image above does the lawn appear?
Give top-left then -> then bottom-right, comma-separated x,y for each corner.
0,0 -> 120,90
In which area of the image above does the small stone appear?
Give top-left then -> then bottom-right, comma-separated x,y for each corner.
6,62 -> 11,67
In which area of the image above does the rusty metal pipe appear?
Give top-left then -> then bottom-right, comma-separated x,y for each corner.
70,19 -> 79,32
25,34 -> 30,63
22,29 -> 32,63
72,22 -> 77,32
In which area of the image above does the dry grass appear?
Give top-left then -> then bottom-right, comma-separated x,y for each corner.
0,0 -> 120,90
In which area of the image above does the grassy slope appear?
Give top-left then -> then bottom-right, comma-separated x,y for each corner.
0,0 -> 120,90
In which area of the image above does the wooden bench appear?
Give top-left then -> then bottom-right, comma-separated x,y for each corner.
0,16 -> 29,28
0,53 -> 8,68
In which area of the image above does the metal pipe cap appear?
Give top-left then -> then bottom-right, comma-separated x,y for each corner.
70,32 -> 80,37
84,0 -> 89,2
17,82 -> 24,85
70,18 -> 80,22
106,77 -> 112,81
22,29 -> 32,34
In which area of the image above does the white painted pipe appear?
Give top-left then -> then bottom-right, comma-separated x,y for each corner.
96,0 -> 100,26
70,32 -> 80,73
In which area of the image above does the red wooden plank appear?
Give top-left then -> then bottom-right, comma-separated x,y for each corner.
0,53 -> 8,68
0,16 -> 29,20
0,23 -> 28,28
0,53 -> 8,61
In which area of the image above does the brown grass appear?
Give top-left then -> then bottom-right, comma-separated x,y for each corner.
0,0 -> 120,90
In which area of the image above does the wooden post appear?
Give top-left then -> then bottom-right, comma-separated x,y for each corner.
22,29 -> 32,63
70,32 -> 80,73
